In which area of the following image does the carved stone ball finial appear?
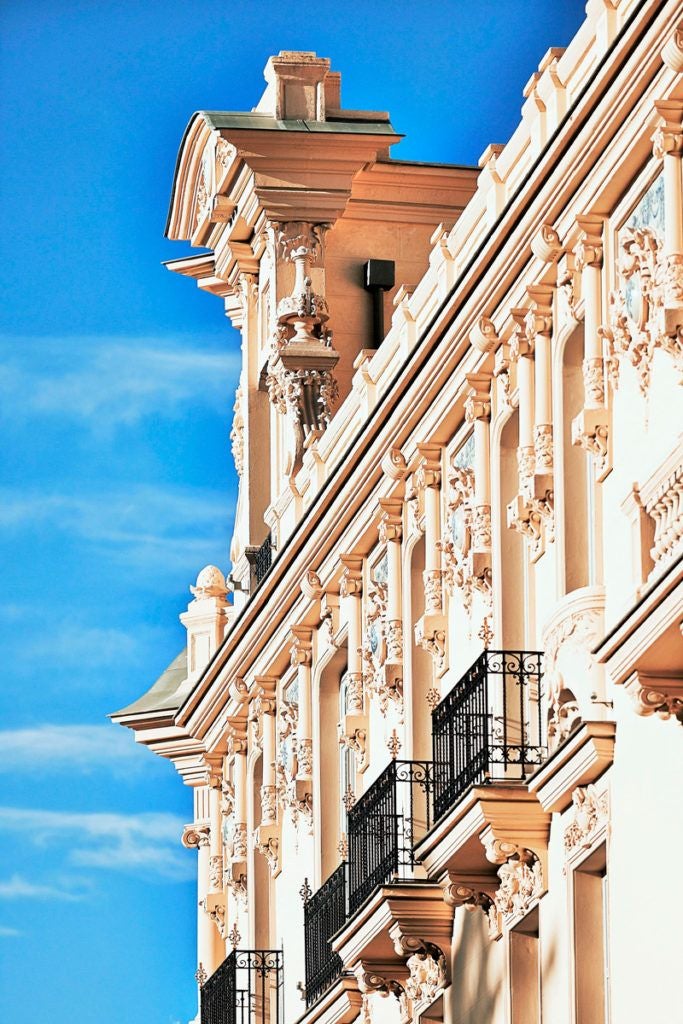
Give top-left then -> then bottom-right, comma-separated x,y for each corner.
190,565 -> 228,600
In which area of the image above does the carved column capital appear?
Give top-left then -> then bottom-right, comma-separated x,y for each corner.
464,372 -> 492,422
289,626 -> 313,666
509,308 -> 535,359
652,100 -> 683,161
340,554 -> 363,597
353,963 -> 406,1000
276,221 -> 327,264
414,443 -> 442,489
377,497 -> 403,543
574,214 -> 604,270
524,285 -> 553,339
225,718 -> 248,757
250,676 -> 278,718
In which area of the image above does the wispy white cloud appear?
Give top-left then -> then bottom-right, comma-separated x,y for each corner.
0,925 -> 21,937
0,725 -> 150,777
0,875 -> 84,901
0,807 -> 192,882
0,334 -> 240,428
0,482 -> 233,576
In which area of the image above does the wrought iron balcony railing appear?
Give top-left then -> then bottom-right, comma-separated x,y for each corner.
431,649 -> 545,822
254,534 -> 273,586
304,861 -> 347,1008
201,949 -> 283,1024
347,759 -> 433,915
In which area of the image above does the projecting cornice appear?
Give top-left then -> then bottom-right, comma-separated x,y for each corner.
165,110 -> 402,247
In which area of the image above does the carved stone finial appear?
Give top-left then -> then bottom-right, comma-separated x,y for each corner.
190,565 -> 228,600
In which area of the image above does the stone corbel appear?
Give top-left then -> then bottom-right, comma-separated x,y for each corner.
300,568 -> 324,602
201,891 -> 228,939
662,23 -> 683,74
506,492 -> 548,564
339,716 -> 368,773
354,964 -> 410,1024
481,830 -> 547,930
253,822 -> 281,876
381,447 -> 410,485
469,315 -> 499,354
441,872 -> 500,939
564,783 -> 609,858
181,823 -> 210,850
531,223 -> 563,265
398,940 -> 448,1010
224,857 -> 247,904
624,670 -> 683,725
320,591 -> 341,650
493,338 -> 512,408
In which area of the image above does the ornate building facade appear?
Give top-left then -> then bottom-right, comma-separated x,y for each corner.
113,4 -> 683,1023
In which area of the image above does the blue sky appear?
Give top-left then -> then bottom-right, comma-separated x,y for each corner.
0,2 -> 585,1021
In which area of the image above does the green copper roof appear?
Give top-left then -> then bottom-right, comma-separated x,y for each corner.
110,648 -> 187,719
201,111 -> 398,135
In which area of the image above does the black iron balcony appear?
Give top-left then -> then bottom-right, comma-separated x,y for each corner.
201,949 -> 283,1024
254,534 -> 273,586
431,649 -> 545,822
304,862 -> 347,1008
347,759 -> 433,915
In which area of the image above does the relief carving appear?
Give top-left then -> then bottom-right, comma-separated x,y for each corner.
564,785 -> 609,854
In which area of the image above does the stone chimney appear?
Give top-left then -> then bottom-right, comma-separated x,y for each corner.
255,50 -> 340,121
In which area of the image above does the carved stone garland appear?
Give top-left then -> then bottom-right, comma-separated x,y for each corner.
600,203 -> 683,398
230,384 -> 245,477
361,579 -> 404,720
276,700 -> 313,831
439,463 -> 492,621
